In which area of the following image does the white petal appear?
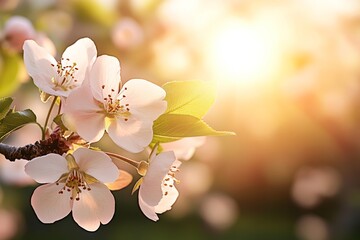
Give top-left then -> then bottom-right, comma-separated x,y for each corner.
122,79 -> 167,120
162,137 -> 206,160
23,40 -> 58,95
31,183 -> 72,223
139,151 -> 176,206
62,85 -> 106,143
155,177 -> 179,214
61,38 -> 97,85
107,117 -> 153,153
138,194 -> 159,221
89,55 -> 121,102
128,100 -> 167,122
72,183 -> 115,231
25,154 -> 68,183
72,148 -> 118,183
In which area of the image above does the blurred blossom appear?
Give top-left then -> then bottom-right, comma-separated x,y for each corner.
37,10 -> 73,42
296,215 -> 329,240
35,33 -> 56,56
194,138 -> 221,163
0,159 -> 34,186
151,35 -> 192,78
291,166 -> 341,208
0,209 -> 21,240
1,16 -> 56,56
170,161 -> 213,219
161,137 -> 206,161
0,0 -> 19,11
0,124 -> 42,186
199,193 -> 238,231
177,161 -> 212,197
111,18 -> 144,50
1,16 -> 36,53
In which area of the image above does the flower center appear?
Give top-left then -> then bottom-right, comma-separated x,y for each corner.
102,85 -> 131,121
56,169 -> 92,201
50,58 -> 79,91
162,164 -> 180,196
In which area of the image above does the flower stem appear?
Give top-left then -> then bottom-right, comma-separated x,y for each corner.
0,133 -> 70,161
43,96 -> 57,139
105,152 -> 140,168
57,98 -> 62,116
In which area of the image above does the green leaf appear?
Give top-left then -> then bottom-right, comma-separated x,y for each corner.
131,177 -> 143,195
0,97 -> 13,121
0,51 -> 22,98
53,114 -> 68,131
153,114 -> 235,143
163,80 -> 216,118
0,109 -> 37,142
73,0 -> 116,27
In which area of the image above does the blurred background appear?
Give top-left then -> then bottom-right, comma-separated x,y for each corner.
1,0 -> 360,239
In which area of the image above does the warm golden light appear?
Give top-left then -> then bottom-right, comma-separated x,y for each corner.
205,17 -> 278,85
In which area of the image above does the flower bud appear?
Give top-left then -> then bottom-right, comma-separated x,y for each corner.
2,16 -> 36,53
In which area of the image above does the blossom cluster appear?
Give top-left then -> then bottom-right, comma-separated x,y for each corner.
18,37 -> 207,231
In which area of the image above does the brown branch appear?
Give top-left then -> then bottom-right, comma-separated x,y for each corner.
0,133 -> 70,161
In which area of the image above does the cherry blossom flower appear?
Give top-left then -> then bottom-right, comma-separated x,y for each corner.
136,148 -> 180,221
63,55 -> 167,153
24,148 -> 119,231
2,16 -> 36,53
111,17 -> 144,50
161,137 -> 206,160
23,37 -> 97,97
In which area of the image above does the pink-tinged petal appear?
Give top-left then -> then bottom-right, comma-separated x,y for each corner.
25,154 -> 68,184
64,112 -> 105,142
72,148 -> 118,183
155,177 -> 179,214
72,183 -> 115,231
139,151 -> 176,206
122,79 -> 167,120
138,194 -> 159,221
162,137 -> 206,160
61,38 -> 97,85
63,85 -> 106,143
89,55 -> 121,102
23,40 -> 58,95
128,100 -> 167,122
105,170 -> 133,190
31,183 -> 72,223
107,117 -> 153,153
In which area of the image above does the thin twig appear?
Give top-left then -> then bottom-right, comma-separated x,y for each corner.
105,152 -> 140,168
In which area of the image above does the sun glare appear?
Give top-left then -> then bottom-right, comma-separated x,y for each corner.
205,18 -> 280,85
